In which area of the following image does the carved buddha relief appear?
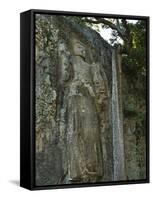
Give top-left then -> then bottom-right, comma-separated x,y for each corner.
57,37 -> 109,183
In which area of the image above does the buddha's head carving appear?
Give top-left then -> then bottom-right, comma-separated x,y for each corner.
72,38 -> 86,59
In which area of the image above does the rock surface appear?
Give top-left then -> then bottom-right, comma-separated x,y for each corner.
35,14 -> 146,185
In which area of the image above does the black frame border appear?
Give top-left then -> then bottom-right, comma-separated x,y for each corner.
20,9 -> 150,190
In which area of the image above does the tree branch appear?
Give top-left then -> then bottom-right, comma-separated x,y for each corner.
82,17 -> 126,41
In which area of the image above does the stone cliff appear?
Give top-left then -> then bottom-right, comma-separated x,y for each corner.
35,14 -> 146,185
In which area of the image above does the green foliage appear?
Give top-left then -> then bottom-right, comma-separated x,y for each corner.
121,20 -> 147,121
122,20 -> 146,76
122,20 -> 146,95
64,16 -> 87,27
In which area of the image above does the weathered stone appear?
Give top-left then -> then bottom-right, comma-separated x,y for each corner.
35,14 -> 146,186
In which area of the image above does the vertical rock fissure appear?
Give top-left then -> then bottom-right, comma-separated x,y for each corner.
112,47 -> 125,181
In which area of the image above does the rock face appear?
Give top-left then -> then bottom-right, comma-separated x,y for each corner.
112,47 -> 126,181
122,69 -> 146,180
35,14 -> 146,186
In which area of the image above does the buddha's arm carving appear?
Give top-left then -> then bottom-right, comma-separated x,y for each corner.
58,42 -> 72,84
91,63 -> 108,105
